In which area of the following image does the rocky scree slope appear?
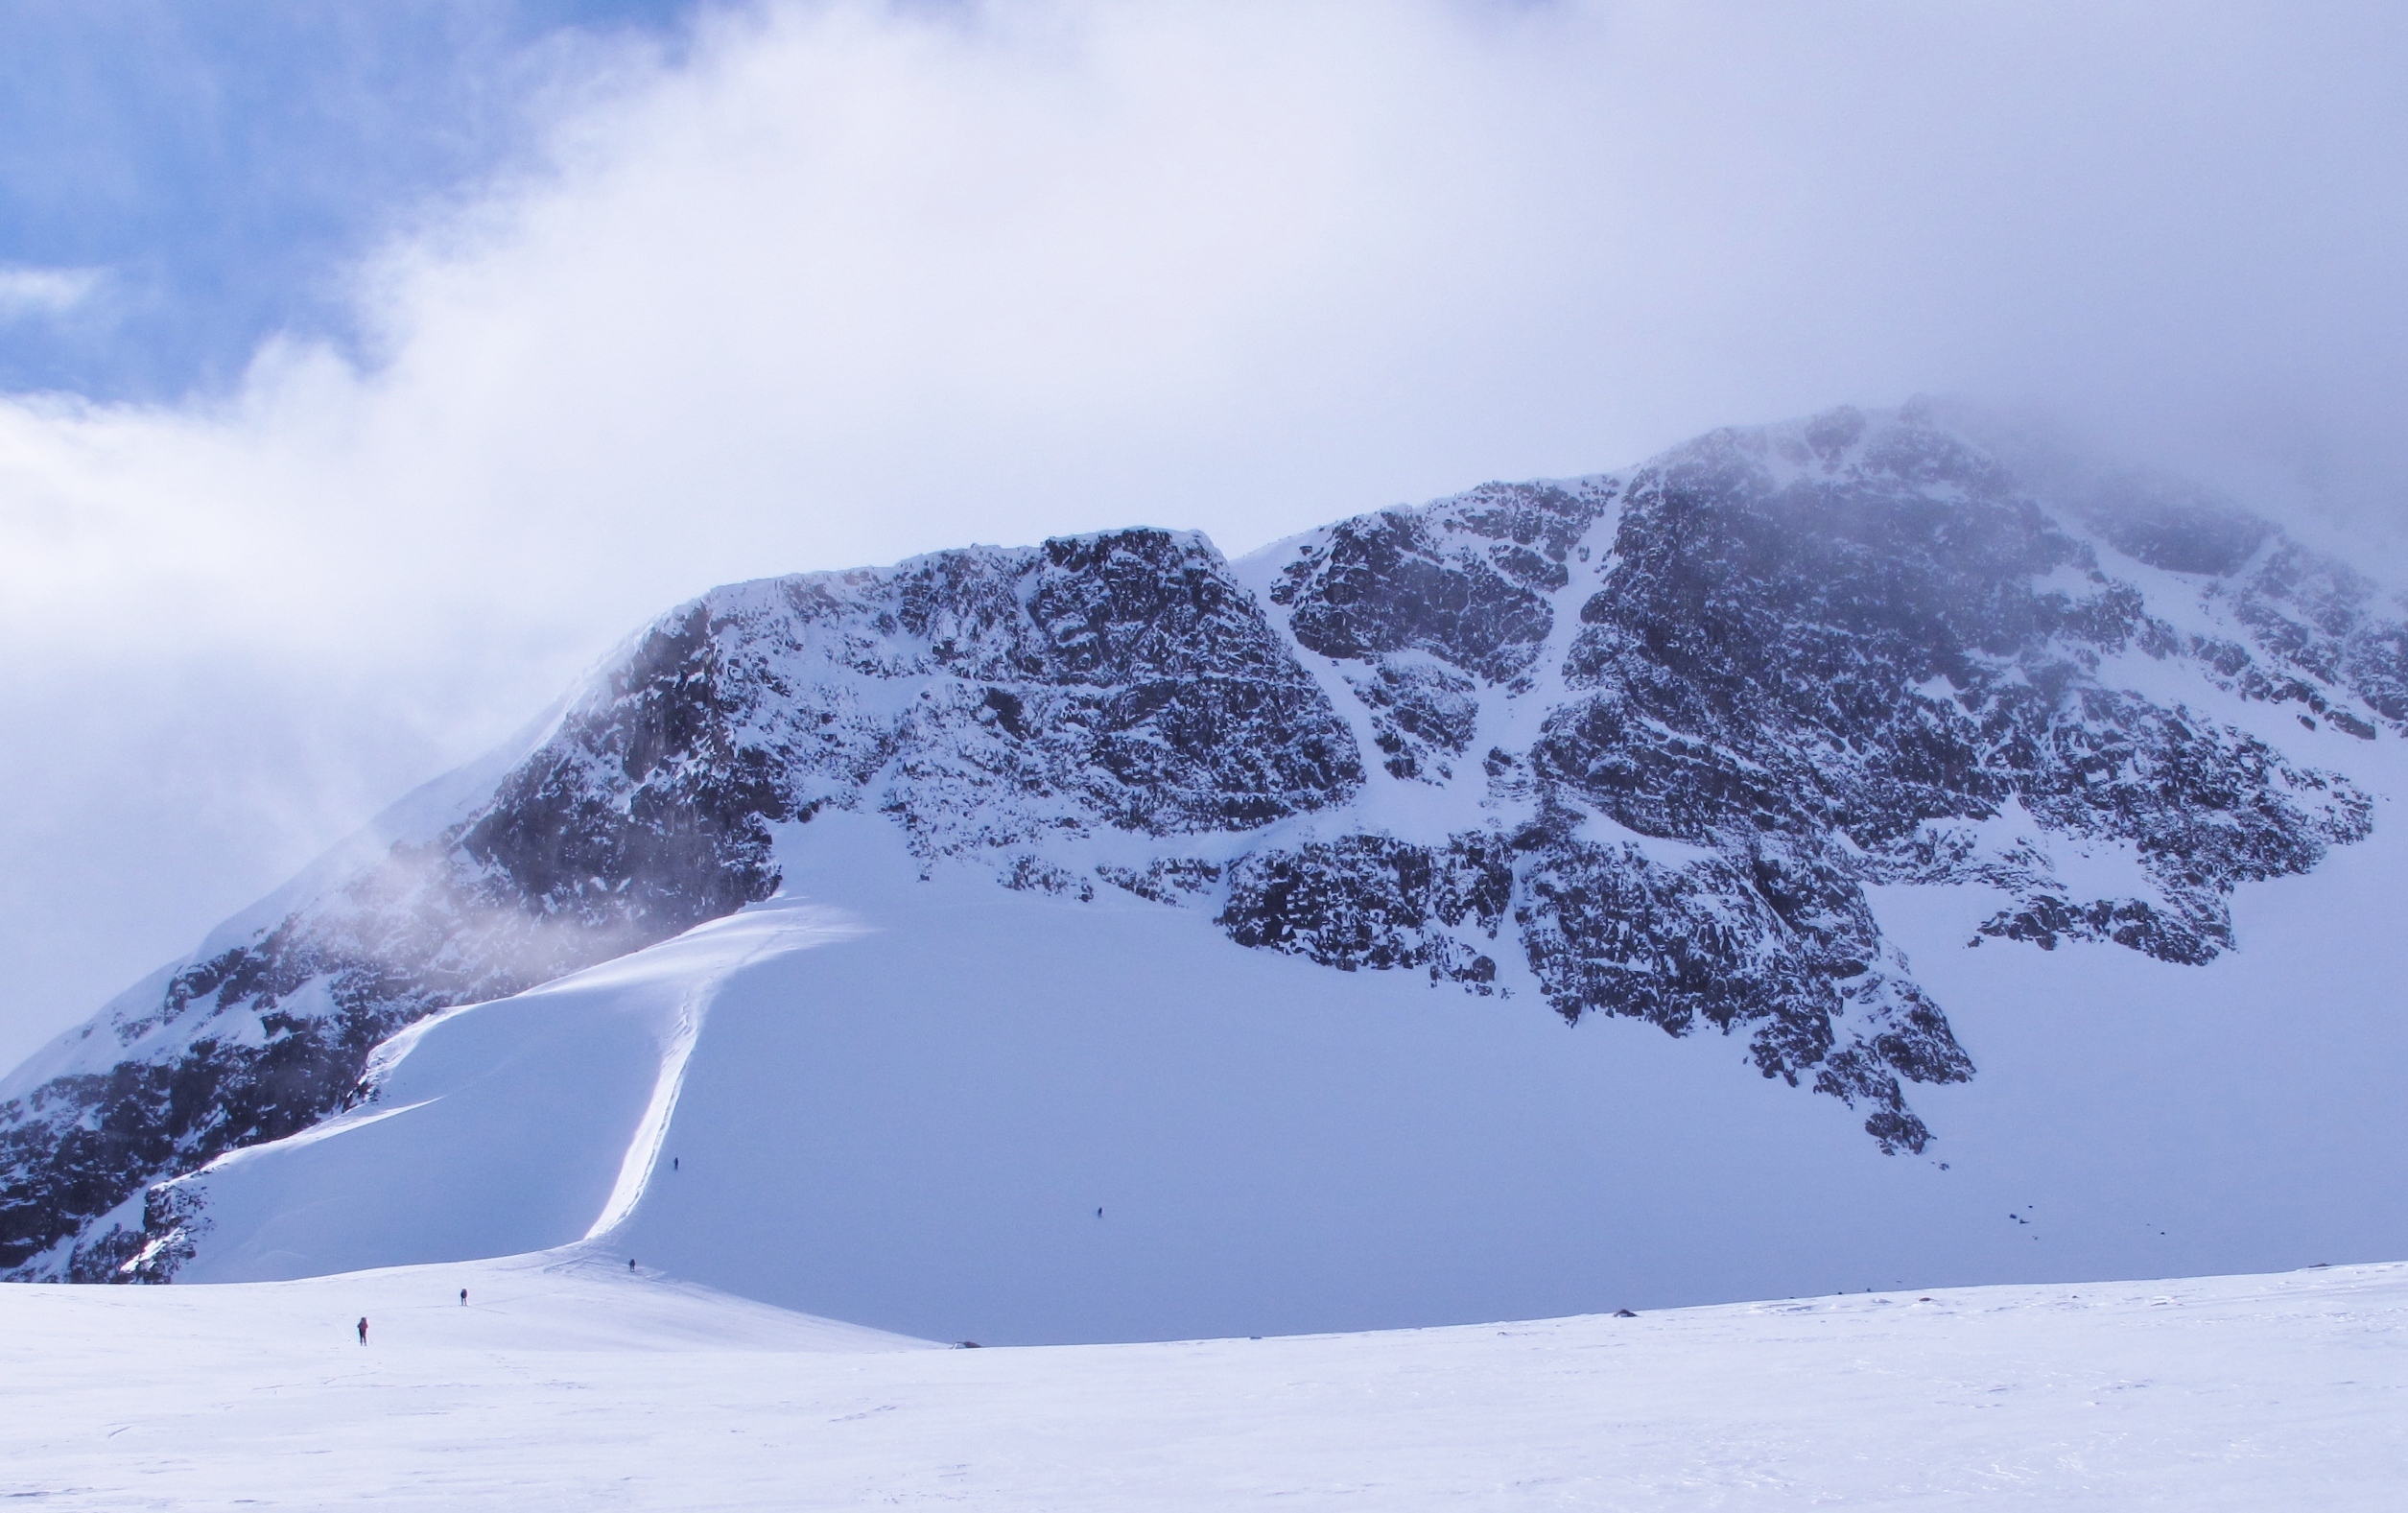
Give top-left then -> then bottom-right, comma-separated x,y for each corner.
2,405 -> 2394,1281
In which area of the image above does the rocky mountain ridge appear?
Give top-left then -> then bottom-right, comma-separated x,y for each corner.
3,401 -> 2396,1281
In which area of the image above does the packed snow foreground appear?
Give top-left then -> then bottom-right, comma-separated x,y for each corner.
3,1252 -> 2400,1509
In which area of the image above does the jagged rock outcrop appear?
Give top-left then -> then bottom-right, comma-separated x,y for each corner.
1270,479 -> 1616,687
1513,415 -> 2368,1106
7,405 -> 2401,1278
1218,832 -> 1514,988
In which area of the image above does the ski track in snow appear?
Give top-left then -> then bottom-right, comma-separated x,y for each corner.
2,1253 -> 2400,1510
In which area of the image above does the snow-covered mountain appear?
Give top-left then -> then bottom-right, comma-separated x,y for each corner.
7,401 -> 2407,1341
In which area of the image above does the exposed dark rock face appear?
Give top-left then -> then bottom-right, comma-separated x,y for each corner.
1967,892 -> 2228,964
2072,470 -> 2273,578
2217,541 -> 2408,733
741,529 -> 1363,849
1498,416 -> 2369,1147
1546,428 -> 2368,902
8,409 -> 2402,1277
1250,412 -> 2380,1152
1515,836 -> 1970,1153
1097,857 -> 1224,905
1346,659 -> 1481,783
1271,481 -> 1616,685
2061,464 -> 2408,736
1219,833 -> 1512,989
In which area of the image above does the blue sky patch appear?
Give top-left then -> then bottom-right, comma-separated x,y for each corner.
0,0 -> 705,400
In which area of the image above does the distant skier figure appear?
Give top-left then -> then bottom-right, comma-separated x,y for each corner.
356,1316 -> 368,1345
460,1288 -> 467,1306
628,1258 -> 637,1272
1096,1207 -> 1102,1217
673,1157 -> 679,1171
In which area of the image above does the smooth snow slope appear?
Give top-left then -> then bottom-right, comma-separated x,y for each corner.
4,1258 -> 2400,1510
155,901 -> 868,1283
154,811 -> 2408,1346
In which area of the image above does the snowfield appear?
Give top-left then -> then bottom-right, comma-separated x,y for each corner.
3,1251 -> 2401,1509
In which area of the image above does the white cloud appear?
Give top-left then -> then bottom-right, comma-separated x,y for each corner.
0,265 -> 101,320
4,0 -> 2406,1060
